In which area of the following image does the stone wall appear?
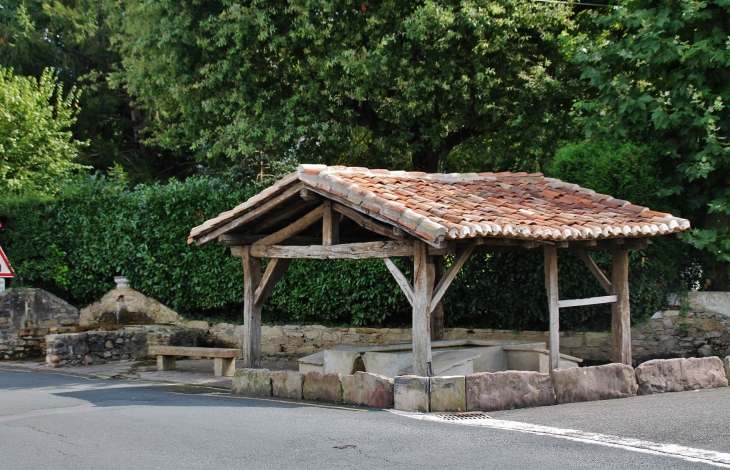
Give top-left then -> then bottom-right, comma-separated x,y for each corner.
246,309 -> 730,365
80,286 -> 179,326
0,288 -> 79,360
46,325 -> 208,366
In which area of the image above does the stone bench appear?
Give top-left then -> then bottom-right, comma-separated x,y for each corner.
148,346 -> 242,377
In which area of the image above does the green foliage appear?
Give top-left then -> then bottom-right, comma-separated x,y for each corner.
0,67 -> 87,194
549,140 -> 659,207
111,0 -> 577,172
0,175 -> 692,330
0,175 -> 259,318
567,0 -> 730,279
0,0 -> 195,183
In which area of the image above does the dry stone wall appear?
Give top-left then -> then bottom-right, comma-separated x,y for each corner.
250,309 -> 730,364
0,288 -> 79,360
46,325 -> 207,365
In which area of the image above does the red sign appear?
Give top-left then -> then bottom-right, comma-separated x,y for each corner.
0,247 -> 14,278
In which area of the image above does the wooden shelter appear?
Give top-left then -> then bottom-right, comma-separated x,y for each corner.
188,165 -> 691,376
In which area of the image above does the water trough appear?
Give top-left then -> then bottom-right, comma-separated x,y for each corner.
299,339 -> 583,378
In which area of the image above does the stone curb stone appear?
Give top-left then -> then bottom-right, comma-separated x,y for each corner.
466,371 -> 555,412
635,357 -> 729,395
342,372 -> 394,408
636,356 -> 728,395
303,371 -> 343,403
430,376 -> 466,412
271,370 -> 304,400
394,375 -> 429,412
232,368 -> 271,397
553,364 -> 637,404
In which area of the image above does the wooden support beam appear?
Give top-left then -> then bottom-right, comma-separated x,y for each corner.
253,205 -> 324,247
241,246 -> 262,368
557,295 -> 617,309
322,201 -> 340,246
254,258 -> 292,307
430,243 -> 476,313
300,187 -> 319,201
196,183 -> 303,245
251,200 -> 317,234
544,244 -> 560,376
611,245 -> 631,365
332,203 -> 405,240
249,241 -> 446,259
221,235 -> 390,246
577,249 -> 613,294
305,186 -> 447,249
412,241 -> 435,377
431,256 -> 445,341
383,258 -> 414,306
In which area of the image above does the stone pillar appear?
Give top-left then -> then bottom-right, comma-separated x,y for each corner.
412,241 -> 435,377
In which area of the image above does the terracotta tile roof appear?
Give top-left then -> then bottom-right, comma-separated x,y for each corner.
189,165 -> 690,244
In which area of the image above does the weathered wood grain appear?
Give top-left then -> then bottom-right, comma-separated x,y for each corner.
611,245 -> 631,365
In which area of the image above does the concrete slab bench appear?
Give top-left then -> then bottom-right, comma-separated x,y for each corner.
148,346 -> 242,377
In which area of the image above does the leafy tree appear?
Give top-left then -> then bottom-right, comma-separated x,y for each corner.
112,0 -> 577,173
0,67 -> 86,194
568,0 -> 730,285
0,0 -> 195,182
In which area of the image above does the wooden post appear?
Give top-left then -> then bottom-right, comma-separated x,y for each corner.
241,246 -> 262,368
611,246 -> 631,365
413,241 -> 435,377
323,200 -> 339,245
430,256 -> 445,341
544,244 -> 560,375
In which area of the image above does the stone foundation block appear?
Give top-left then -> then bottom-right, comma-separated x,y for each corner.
394,375 -> 429,412
342,372 -> 394,408
466,371 -> 555,412
430,376 -> 466,412
271,370 -> 304,400
553,364 -> 637,404
232,368 -> 271,397
635,357 -> 729,395
303,371 -> 343,403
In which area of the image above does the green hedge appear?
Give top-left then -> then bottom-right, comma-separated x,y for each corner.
0,174 -> 695,331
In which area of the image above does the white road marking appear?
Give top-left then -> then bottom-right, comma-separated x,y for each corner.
390,410 -> 730,468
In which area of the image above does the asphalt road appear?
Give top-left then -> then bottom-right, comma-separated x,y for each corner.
0,368 -> 727,469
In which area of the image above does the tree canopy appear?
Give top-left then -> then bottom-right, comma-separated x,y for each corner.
568,0 -> 730,281
0,67 -> 86,194
112,0 -> 577,173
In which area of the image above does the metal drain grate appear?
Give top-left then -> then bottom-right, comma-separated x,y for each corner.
437,412 -> 490,421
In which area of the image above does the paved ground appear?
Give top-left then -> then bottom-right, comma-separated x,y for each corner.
1,362 -> 729,469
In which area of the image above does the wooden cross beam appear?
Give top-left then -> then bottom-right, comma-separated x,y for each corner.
196,183 -> 303,245
253,205 -> 324,246
383,258 -> 414,306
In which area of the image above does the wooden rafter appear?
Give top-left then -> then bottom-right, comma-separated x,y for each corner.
253,205 -> 324,247
305,186 -> 447,249
332,203 -> 406,240
196,183 -> 303,245
251,199 -> 318,234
